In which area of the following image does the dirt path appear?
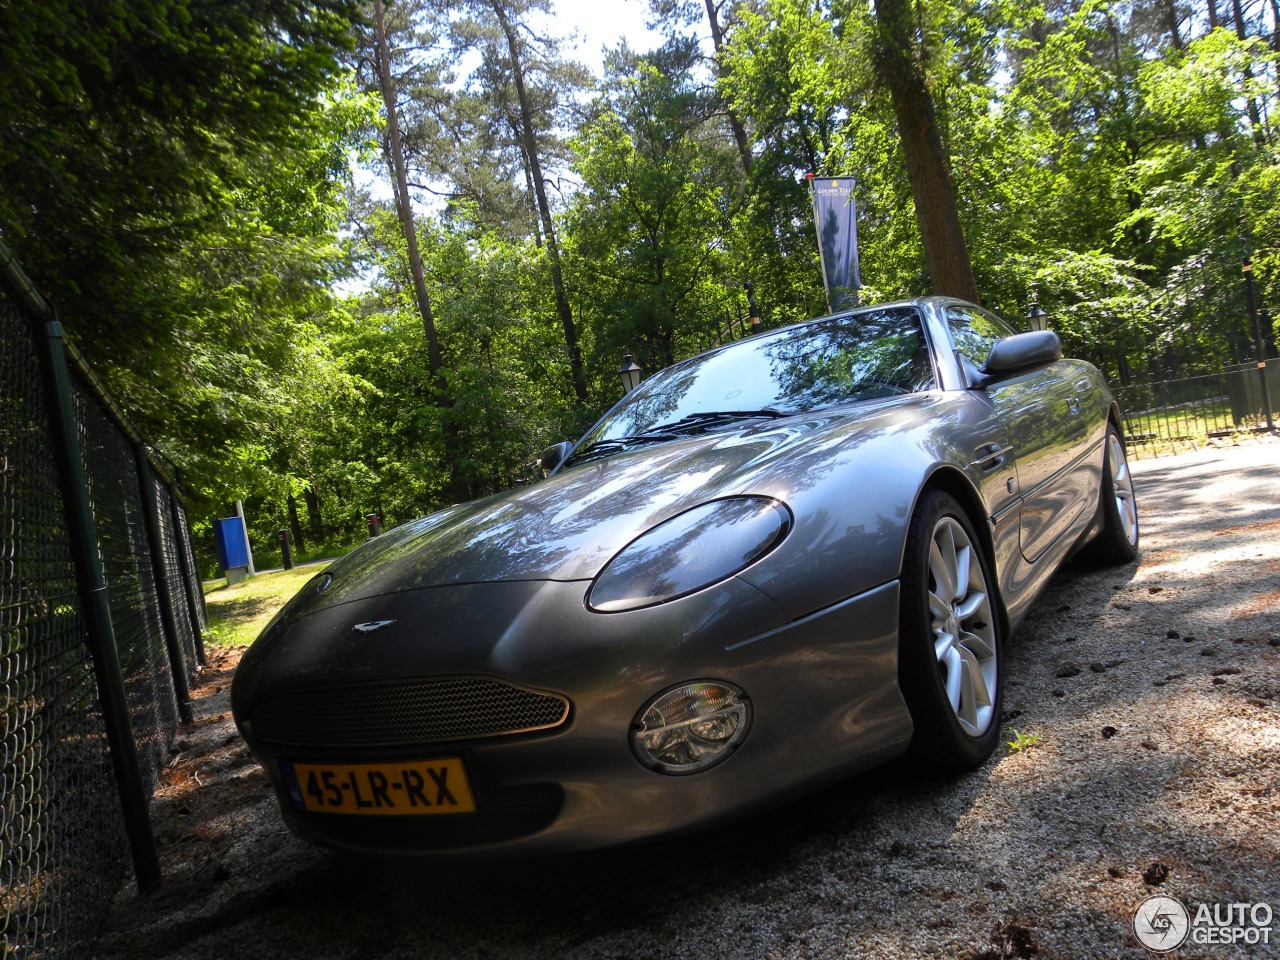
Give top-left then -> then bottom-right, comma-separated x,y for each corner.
95,439 -> 1280,960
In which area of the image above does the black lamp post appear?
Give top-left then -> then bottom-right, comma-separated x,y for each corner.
1243,256 -> 1275,432
1026,300 -> 1049,333
618,354 -> 644,394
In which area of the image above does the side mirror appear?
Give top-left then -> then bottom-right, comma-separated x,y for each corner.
976,330 -> 1063,385
539,441 -> 574,478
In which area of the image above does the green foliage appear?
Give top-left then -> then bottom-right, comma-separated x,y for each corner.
1005,728 -> 1041,753
12,0 -> 1280,553
719,0 -> 851,318
1,0 -> 373,540
567,41 -> 746,377
1,0 -> 359,336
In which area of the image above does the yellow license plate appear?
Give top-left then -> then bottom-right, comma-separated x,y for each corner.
288,758 -> 476,816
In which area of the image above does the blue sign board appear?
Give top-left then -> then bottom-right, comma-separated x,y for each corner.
213,517 -> 250,571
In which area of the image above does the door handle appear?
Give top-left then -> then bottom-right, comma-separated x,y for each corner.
1067,396 -> 1081,415
971,443 -> 1013,471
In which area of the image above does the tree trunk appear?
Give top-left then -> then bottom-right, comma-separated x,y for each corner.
287,494 -> 306,553
703,0 -> 754,175
372,0 -> 470,503
373,0 -> 445,381
1207,0 -> 1220,30
513,119 -> 544,244
1229,0 -> 1268,144
303,483 -> 325,544
1162,0 -> 1186,49
489,0 -> 589,404
873,0 -> 979,302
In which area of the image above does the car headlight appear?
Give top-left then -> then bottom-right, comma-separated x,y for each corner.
587,497 -> 792,613
631,681 -> 752,774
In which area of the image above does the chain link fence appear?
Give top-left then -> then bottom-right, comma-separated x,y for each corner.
2,246 -> 204,959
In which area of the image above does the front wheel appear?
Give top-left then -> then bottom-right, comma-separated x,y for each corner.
1076,424 -> 1139,566
898,489 -> 1003,772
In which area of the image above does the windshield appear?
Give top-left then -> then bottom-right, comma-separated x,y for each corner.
580,306 -> 934,450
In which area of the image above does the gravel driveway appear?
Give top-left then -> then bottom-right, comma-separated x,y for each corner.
95,438 -> 1280,960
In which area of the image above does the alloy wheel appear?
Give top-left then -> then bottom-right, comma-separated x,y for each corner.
1108,432 -> 1138,547
927,516 -> 998,737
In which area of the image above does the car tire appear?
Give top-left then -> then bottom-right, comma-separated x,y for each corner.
898,489 -> 1003,773
1075,424 -> 1139,566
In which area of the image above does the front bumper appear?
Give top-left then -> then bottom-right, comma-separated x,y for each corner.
233,576 -> 910,856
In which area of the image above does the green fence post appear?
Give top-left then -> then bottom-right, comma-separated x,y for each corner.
136,448 -> 195,724
35,315 -> 163,894
166,483 -> 206,665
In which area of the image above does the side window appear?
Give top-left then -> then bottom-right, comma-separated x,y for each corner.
836,309 -> 936,394
771,308 -> 936,407
946,307 -> 1017,370
840,309 -> 936,393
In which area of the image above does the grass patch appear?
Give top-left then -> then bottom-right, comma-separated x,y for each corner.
202,565 -> 329,647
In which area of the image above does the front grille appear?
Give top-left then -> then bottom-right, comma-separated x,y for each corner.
251,676 -> 570,747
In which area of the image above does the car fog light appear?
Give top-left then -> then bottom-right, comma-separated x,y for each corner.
631,681 -> 751,775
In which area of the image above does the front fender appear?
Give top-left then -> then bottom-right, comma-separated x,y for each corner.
731,393 -> 1001,619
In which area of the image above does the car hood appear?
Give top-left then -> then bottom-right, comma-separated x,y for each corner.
290,396 -> 942,615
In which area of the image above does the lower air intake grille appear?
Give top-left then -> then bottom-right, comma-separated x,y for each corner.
251,677 -> 570,747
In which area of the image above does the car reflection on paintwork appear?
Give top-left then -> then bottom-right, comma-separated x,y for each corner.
231,296 -> 1139,856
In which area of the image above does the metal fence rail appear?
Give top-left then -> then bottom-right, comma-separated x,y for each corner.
1114,360 -> 1277,451
1,249 -> 202,959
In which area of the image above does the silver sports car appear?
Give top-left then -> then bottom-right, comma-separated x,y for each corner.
231,296 -> 1139,855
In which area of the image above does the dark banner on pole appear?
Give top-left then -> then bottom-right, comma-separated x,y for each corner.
809,176 -> 861,311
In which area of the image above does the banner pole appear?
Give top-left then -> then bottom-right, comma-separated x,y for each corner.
806,173 -> 833,314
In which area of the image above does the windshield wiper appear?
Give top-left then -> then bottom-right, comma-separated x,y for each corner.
565,433 -> 680,465
644,409 -> 787,434
565,410 -> 786,467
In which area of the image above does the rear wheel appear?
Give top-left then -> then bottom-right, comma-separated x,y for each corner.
1076,425 -> 1139,566
898,489 -> 1003,772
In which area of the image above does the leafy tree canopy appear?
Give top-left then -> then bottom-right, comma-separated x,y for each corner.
6,0 -> 1279,563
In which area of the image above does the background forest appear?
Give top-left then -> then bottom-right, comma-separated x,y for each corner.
2,0 -> 1277,567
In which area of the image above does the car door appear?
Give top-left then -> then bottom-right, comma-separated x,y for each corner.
946,306 -> 1091,563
